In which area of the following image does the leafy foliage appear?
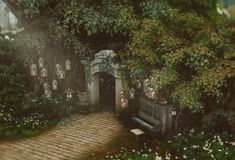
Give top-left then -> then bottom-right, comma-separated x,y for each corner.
160,129 -> 235,160
0,36 -> 28,109
6,0 -> 235,132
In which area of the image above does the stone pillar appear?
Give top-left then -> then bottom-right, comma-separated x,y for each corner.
115,78 -> 123,110
88,73 -> 99,109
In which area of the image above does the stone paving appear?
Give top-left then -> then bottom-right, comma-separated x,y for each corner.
0,112 -> 123,160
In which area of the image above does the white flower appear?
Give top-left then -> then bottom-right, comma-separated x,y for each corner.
192,145 -> 197,148
4,35 -> 10,40
142,154 -> 148,157
155,155 -> 162,160
190,128 -> 195,133
183,155 -> 187,159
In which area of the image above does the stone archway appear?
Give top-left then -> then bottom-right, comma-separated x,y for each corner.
82,50 -> 123,111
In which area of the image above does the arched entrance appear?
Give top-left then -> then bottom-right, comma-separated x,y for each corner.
99,72 -> 115,111
82,50 -> 123,111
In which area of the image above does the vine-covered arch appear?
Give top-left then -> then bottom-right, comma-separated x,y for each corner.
83,50 -> 123,110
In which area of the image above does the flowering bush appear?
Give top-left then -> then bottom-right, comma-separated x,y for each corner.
160,129 -> 235,160
90,130 -> 235,160
29,95 -> 81,119
90,147 -> 156,160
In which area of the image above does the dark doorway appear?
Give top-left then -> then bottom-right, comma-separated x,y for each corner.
99,72 -> 115,112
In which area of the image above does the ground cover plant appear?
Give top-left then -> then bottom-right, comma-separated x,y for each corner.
90,129 -> 235,160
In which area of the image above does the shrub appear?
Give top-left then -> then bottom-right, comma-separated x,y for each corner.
202,109 -> 235,133
16,113 -> 48,131
90,146 -> 156,160
160,129 -> 235,160
29,95 -> 80,119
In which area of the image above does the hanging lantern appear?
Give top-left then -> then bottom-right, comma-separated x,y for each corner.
129,88 -> 135,99
38,58 -> 44,68
43,82 -> 50,90
137,80 -> 143,89
150,91 -> 156,99
44,89 -> 52,99
30,64 -> 37,76
148,88 -> 154,99
143,79 -> 150,93
121,100 -> 128,108
172,107 -> 177,116
65,88 -> 74,99
65,59 -> 71,71
121,98 -> 125,103
40,68 -> 48,77
52,80 -> 58,90
55,64 -> 62,76
58,70 -> 65,79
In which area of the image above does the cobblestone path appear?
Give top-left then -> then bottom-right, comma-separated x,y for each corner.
0,112 -> 123,160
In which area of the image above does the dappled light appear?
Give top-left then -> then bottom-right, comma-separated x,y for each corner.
0,0 -> 235,160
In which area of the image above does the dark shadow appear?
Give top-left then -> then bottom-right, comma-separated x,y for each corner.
99,72 -> 115,112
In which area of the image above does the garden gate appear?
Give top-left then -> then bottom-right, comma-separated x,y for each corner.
82,50 -> 123,111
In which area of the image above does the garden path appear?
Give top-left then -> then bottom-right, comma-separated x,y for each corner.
0,112 -> 123,160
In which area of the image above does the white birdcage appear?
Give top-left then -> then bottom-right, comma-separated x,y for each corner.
121,100 -> 128,108
40,68 -> 48,77
43,82 -> 50,90
58,70 -> 65,79
30,63 -> 37,76
129,88 -> 135,99
143,79 -> 150,93
65,59 -> 71,71
38,58 -> 44,68
44,89 -> 52,99
136,80 -> 142,89
55,64 -> 62,76
52,80 -> 58,90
